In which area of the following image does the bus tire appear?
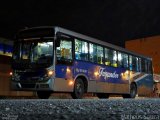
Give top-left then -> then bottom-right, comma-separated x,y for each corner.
37,91 -> 51,99
71,78 -> 84,99
123,83 -> 137,98
96,93 -> 109,99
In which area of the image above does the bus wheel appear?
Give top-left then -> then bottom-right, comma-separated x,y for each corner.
71,78 -> 84,99
37,91 -> 51,99
96,93 -> 109,99
123,83 -> 137,98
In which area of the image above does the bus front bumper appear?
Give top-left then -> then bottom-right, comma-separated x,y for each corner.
11,78 -> 74,92
11,79 -> 54,91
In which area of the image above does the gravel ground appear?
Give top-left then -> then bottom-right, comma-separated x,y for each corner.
0,98 -> 160,120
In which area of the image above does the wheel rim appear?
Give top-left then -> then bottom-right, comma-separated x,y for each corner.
76,82 -> 83,96
71,78 -> 84,99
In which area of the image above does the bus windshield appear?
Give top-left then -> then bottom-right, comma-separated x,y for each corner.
13,40 -> 53,68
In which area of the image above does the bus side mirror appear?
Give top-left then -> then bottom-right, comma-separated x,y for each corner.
55,40 -> 60,47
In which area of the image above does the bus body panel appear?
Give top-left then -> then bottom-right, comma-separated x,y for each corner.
74,60 -> 130,94
11,26 -> 154,98
53,78 -> 74,92
55,61 -> 130,94
11,61 -> 153,96
135,74 -> 153,96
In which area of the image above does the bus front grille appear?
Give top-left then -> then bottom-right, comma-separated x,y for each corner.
21,84 -> 36,88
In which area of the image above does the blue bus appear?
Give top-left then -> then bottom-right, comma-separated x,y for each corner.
11,26 -> 153,99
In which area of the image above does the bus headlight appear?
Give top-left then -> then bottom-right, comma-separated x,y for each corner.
9,71 -> 13,76
47,70 -> 55,77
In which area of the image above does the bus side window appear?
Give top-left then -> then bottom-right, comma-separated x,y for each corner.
75,39 -> 88,61
105,48 -> 111,66
139,58 -> 152,73
132,56 -> 139,72
123,53 -> 129,68
75,39 -> 81,60
129,55 -> 132,71
145,60 -> 148,73
81,41 -> 88,61
136,57 -> 139,72
56,40 -> 72,61
141,58 -> 146,72
139,58 -> 142,72
97,45 -> 104,64
148,60 -> 153,74
109,49 -> 117,67
118,52 -> 129,69
105,48 -> 117,67
89,43 -> 97,63
118,52 -> 122,67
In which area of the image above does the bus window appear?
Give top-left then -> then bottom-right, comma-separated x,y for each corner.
145,59 -> 148,73
129,55 -> 139,71
136,57 -> 139,71
108,49 -> 117,67
89,43 -> 97,63
56,40 -> 72,61
81,41 -> 88,61
139,58 -> 142,72
75,39 -> 88,61
148,60 -> 152,74
97,46 -> 103,64
129,55 -> 133,71
104,48 -> 110,66
123,53 -> 129,68
141,58 -> 146,72
105,48 -> 117,67
118,52 -> 123,67
118,52 -> 128,68
132,56 -> 139,71
32,42 -> 53,63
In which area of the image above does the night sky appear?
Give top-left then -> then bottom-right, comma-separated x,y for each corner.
0,0 -> 160,47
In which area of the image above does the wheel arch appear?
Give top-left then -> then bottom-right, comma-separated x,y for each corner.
130,82 -> 138,89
